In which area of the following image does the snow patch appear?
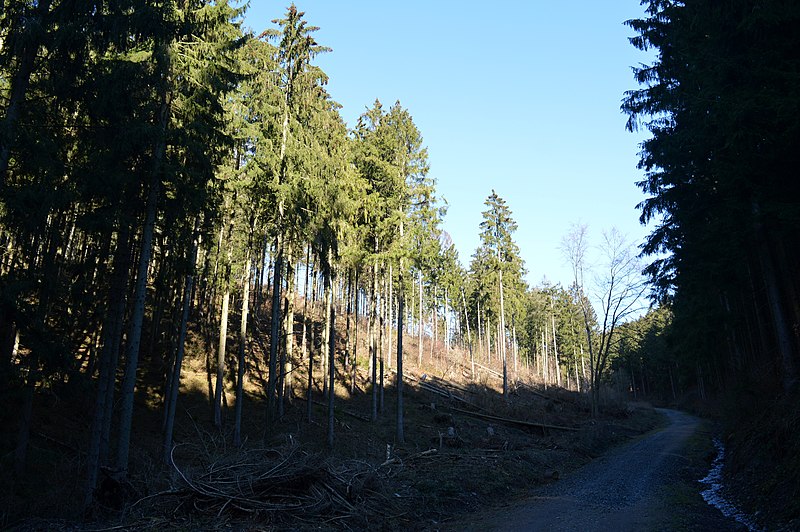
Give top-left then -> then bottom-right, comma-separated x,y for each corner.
699,437 -> 761,531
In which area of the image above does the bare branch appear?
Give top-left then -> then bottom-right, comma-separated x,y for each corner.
562,224 -> 645,415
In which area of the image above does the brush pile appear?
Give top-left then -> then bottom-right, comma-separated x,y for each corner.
129,443 -> 404,529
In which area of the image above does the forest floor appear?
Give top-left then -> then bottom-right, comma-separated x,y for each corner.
3,322 -> 668,531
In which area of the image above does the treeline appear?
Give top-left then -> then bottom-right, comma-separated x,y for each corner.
0,1 -> 610,513
618,1 -> 799,522
620,0 -> 800,400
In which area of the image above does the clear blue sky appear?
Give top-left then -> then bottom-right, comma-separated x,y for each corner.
244,1 -> 654,288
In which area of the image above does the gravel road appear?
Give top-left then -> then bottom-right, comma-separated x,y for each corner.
447,408 -> 745,531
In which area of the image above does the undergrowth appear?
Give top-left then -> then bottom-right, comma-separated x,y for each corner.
722,377 -> 800,530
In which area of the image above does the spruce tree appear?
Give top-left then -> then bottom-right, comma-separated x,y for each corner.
623,0 -> 800,394
260,4 -> 331,430
470,191 -> 527,397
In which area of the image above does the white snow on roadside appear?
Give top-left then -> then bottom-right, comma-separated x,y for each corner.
699,437 -> 762,532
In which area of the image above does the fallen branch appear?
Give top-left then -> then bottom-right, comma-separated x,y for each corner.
444,405 -> 579,432
473,362 -> 503,379
380,448 -> 438,467
130,442 -> 401,529
311,399 -> 371,422
429,376 -> 478,396
415,378 -> 494,413
34,431 -> 84,455
419,381 -> 450,398
470,363 -> 564,403
514,381 -> 563,403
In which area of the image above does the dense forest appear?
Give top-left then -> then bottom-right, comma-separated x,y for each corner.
1,0 -> 798,528
619,0 -> 800,522
0,1 -> 618,523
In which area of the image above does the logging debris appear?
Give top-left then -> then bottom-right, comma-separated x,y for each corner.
130,444 -> 401,528
410,371 -> 576,432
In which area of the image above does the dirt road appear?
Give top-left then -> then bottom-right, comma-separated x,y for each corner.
447,409 -> 745,531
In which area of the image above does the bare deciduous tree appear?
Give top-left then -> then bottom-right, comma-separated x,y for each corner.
562,224 -> 645,416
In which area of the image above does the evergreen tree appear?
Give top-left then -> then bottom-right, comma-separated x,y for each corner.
261,4 -> 331,429
611,305 -> 674,401
623,0 -> 800,394
353,98 -> 433,430
470,191 -> 527,397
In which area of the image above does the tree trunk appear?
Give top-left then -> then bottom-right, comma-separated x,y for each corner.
588,338 -> 599,417
418,269 -> 423,366
580,345 -> 587,394
379,268 -> 386,414
326,258 -> 336,449
351,269 -> 359,395
320,268 -> 330,400
116,66 -> 170,473
445,288 -> 450,354
461,289 -> 474,379
266,236 -> 283,434
387,265 -> 393,370
216,214 -> 235,421
266,65 -> 292,428
542,329 -> 548,387
499,269 -> 507,400
163,225 -> 199,460
512,324 -> 518,377
85,226 -> 130,506
345,269 -> 353,369
396,277 -> 405,444
433,288 -> 438,348
410,286 -> 415,335
486,317 -> 491,364
145,250 -> 169,364
396,219 -> 405,444
306,266 -> 314,423
640,359 -> 648,396
214,287 -> 230,427
477,301 -> 482,362
302,247 -> 312,422
370,259 -> 378,421
429,308 -> 435,360
551,314 -> 561,388
301,245 -> 311,365
306,341 -> 314,423
280,249 -> 295,417
264,242 -> 280,316
233,255 -> 251,447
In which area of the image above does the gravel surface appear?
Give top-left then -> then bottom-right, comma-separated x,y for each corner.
446,408 -> 745,531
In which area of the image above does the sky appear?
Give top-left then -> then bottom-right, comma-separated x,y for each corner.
244,1 -> 655,289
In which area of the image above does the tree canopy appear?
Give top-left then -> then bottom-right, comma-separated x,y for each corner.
622,0 -> 800,394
